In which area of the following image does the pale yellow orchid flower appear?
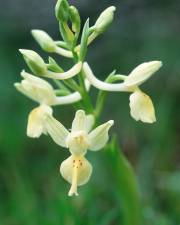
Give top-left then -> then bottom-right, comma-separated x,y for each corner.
14,71 -> 90,138
83,61 -> 162,123
45,110 -> 114,196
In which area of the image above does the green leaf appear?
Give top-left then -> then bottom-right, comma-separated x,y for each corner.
79,19 -> 89,61
105,136 -> 141,225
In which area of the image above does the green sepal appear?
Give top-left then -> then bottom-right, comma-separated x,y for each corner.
69,6 -> 81,34
55,0 -> 70,22
79,19 -> 90,61
47,57 -> 64,72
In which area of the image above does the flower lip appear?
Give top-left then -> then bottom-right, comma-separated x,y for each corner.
124,61 -> 162,87
129,90 -> 156,123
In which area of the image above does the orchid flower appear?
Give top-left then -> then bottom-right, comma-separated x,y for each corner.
31,29 -> 73,58
44,110 -> 114,196
14,71 -> 90,138
19,49 -> 82,80
83,61 -> 162,123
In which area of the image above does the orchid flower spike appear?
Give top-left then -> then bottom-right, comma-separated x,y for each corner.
83,61 -> 162,123
14,71 -> 89,138
44,110 -> 114,196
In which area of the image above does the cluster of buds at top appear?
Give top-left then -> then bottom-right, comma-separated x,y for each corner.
14,0 -> 162,196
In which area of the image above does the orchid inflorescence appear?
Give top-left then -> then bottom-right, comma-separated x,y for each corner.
14,0 -> 162,196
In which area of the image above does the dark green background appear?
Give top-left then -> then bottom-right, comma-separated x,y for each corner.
0,0 -> 180,224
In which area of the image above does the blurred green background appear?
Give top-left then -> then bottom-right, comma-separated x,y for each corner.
0,0 -> 180,224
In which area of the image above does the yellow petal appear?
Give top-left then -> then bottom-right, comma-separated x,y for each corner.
27,105 -> 52,138
60,155 -> 92,196
129,91 -> 156,123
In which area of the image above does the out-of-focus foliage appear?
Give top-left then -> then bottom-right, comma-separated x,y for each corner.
0,0 -> 179,224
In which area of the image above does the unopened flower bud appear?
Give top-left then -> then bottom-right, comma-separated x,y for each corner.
94,6 -> 116,35
55,0 -> 70,22
31,30 -> 56,53
19,49 -> 47,75
69,6 -> 81,33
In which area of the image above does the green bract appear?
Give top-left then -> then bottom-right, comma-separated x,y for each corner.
79,19 -> 89,61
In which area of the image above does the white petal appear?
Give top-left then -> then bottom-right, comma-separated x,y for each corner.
85,114 -> 95,133
129,90 -> 156,123
88,120 -> 114,151
124,61 -> 162,87
45,115 -> 69,148
60,155 -> 92,196
45,62 -> 82,80
16,71 -> 56,105
21,70 -> 53,90
71,110 -> 86,132
27,105 -> 52,138
14,83 -> 37,102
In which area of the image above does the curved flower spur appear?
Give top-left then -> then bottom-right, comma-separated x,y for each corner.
44,110 -> 114,196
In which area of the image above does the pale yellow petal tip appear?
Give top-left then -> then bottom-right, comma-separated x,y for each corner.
31,29 -> 40,34
68,190 -> 79,197
133,114 -> 156,124
19,49 -> 27,54
76,109 -> 85,115
110,6 -> 116,11
14,83 -> 19,88
108,120 -> 114,126
151,60 -> 163,69
20,70 -> 27,78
